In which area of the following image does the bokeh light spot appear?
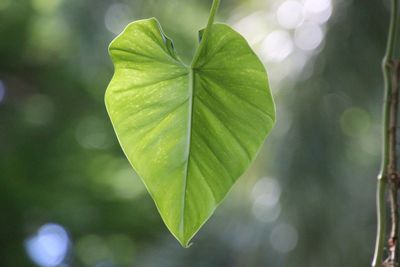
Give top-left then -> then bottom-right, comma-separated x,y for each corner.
105,3 -> 132,35
294,22 -> 324,51
25,223 -> 69,267
111,168 -> 144,199
251,177 -> 282,223
251,177 -> 281,205
232,12 -> 268,46
340,107 -> 371,137
304,0 -> 333,24
304,0 -> 332,14
261,30 -> 293,62
277,0 -> 304,29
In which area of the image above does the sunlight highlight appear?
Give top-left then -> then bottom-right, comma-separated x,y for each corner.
294,22 -> 324,50
229,0 -> 334,89
25,223 -> 70,267
277,0 -> 304,29
261,30 -> 294,62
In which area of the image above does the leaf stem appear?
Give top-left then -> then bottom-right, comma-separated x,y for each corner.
191,0 -> 220,67
205,0 -> 220,36
373,0 -> 400,266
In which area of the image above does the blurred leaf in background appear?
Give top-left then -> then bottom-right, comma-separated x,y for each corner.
0,0 -> 388,266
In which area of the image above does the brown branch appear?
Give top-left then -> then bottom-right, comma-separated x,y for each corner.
373,2 -> 400,266
384,60 -> 400,267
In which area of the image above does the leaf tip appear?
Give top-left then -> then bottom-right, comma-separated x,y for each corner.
176,235 -> 194,248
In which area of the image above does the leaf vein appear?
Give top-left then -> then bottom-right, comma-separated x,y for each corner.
193,129 -> 235,183
113,72 -> 188,94
195,96 -> 252,161
199,75 -> 274,122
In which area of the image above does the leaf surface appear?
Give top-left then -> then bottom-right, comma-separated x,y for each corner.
105,17 -> 275,246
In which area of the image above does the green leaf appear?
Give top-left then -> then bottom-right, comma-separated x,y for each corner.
105,11 -> 275,247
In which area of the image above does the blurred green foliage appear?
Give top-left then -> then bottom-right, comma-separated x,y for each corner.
0,0 -> 391,266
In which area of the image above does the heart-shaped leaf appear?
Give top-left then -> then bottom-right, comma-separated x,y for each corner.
105,1 -> 275,247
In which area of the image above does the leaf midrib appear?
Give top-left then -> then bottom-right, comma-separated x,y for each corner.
180,62 -> 194,241
178,7 -> 219,243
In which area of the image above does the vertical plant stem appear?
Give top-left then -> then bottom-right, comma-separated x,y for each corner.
205,0 -> 220,34
373,0 -> 400,266
386,61 -> 400,266
374,178 -> 388,267
191,0 -> 220,66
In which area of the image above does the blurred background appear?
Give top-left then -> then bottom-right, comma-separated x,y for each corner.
0,0 -> 391,266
